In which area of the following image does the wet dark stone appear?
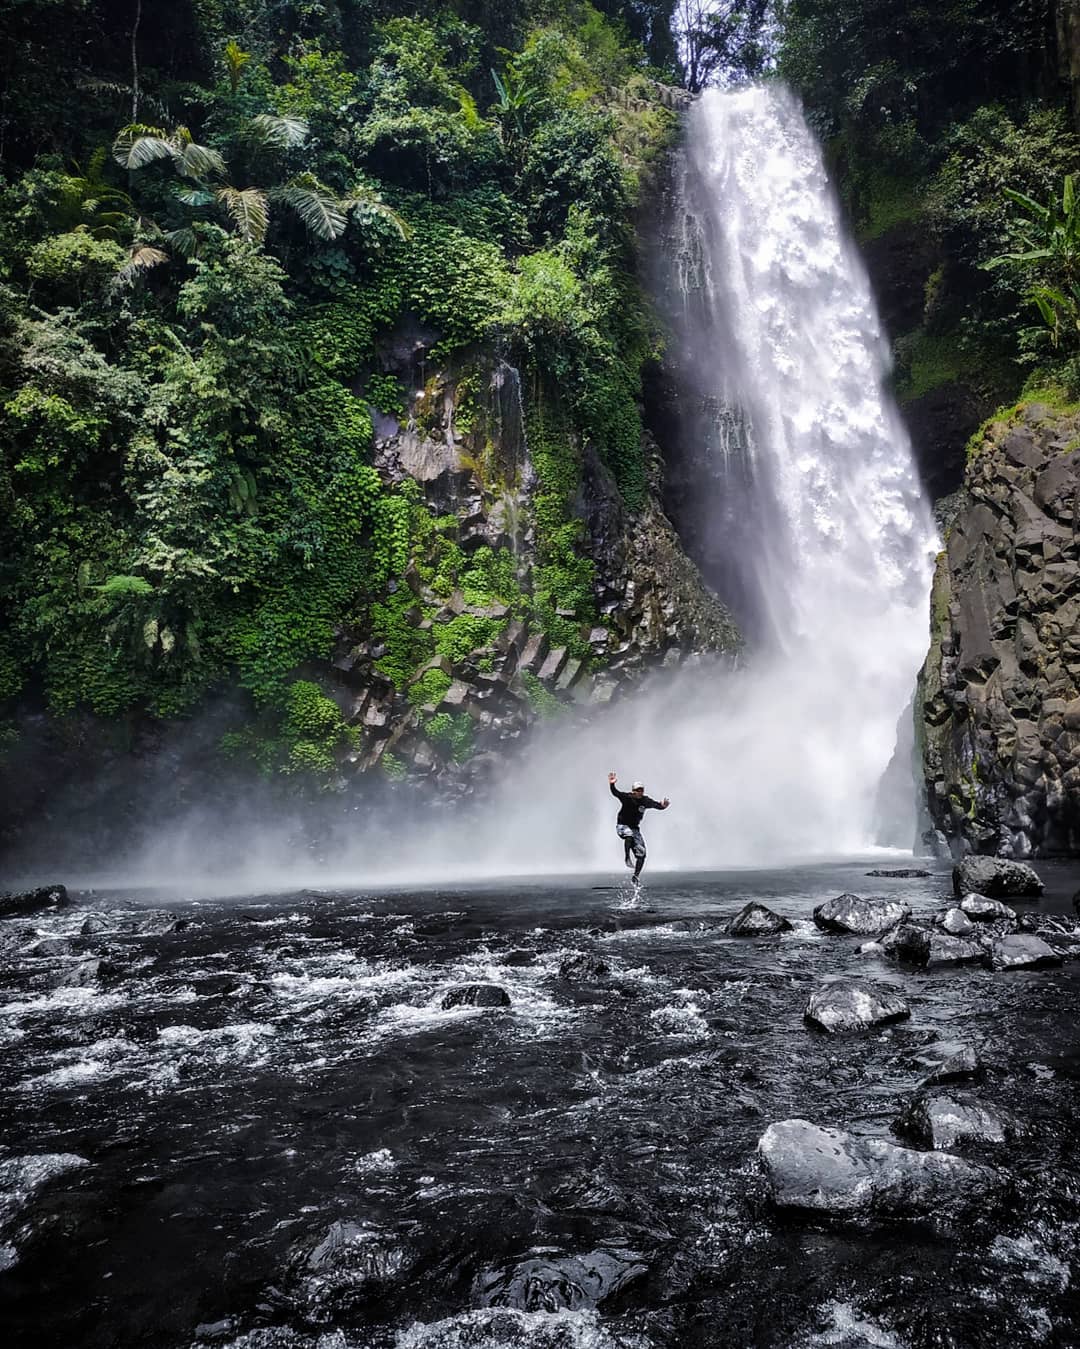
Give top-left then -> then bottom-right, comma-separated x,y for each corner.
29,937 -> 73,958
988,935 -> 1061,971
758,1119 -> 1003,1219
503,949 -> 535,966
193,975 -> 243,998
726,902 -> 792,936
813,894 -> 909,936
913,1041 -> 980,1086
80,910 -> 186,937
895,1091 -> 1016,1150
558,953 -> 611,980
475,1248 -> 647,1312
804,980 -> 910,1033
289,1220 -> 415,1324
0,885 -> 67,920
669,918 -> 726,932
866,869 -> 931,878
889,924 -> 984,968
953,857 -> 1043,899
50,959 -> 102,989
961,894 -> 1016,923
441,983 -> 511,1009
941,907 -> 976,937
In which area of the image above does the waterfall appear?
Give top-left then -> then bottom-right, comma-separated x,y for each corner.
470,83 -> 939,873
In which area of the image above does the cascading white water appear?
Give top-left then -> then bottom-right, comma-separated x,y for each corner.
459,82 -> 940,873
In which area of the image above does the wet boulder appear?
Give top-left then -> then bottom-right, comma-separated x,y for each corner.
757,1119 -> 1003,1219
813,894 -> 909,936
953,857 -> 1043,899
441,983 -> 511,1009
0,1153 -> 89,1269
80,910 -> 186,937
29,937 -> 74,958
50,958 -> 103,989
804,980 -> 910,1033
0,884 -> 67,920
960,893 -> 1016,923
475,1248 -> 647,1312
0,924 -> 35,956
941,908 -> 976,938
558,953 -> 610,980
726,902 -> 792,936
290,1220 -> 415,1324
913,1041 -> 980,1086
988,935 -> 1061,971
895,1092 -> 1016,1150
889,924 -> 983,969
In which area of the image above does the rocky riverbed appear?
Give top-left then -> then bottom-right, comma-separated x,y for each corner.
2,860 -> 1080,1348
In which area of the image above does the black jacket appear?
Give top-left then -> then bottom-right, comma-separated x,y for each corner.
610,782 -> 663,829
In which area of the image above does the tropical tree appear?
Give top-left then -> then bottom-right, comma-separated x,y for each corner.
985,174 -> 1080,351
674,0 -> 769,92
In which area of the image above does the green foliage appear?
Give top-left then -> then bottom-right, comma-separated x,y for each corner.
425,710 -> 473,760
407,667 -> 452,707
519,669 -> 562,717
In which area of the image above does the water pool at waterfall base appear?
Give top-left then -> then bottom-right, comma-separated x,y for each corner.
3,862 -> 1080,1349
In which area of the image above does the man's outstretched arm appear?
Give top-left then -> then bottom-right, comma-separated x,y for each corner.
644,795 -> 671,810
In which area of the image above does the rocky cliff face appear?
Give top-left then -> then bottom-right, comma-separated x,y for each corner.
323,340 -> 739,796
917,399 -> 1080,857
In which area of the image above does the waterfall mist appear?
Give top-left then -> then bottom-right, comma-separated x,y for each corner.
3,85 -> 939,893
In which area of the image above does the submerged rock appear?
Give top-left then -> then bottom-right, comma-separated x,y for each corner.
0,884 -> 67,920
80,910 -> 186,936
813,894 -> 909,936
895,1092 -> 1015,1150
960,894 -> 1016,923
475,1248 -> 646,1312
889,924 -> 983,969
558,953 -> 610,980
988,935 -> 1061,971
953,857 -> 1043,899
50,958 -> 102,988
291,1220 -> 414,1324
865,869 -> 931,878
757,1119 -> 1002,1219
804,980 -> 910,1034
441,983 -> 511,1009
726,902 -> 792,936
941,907 -> 976,937
913,1041 -> 980,1086
0,1152 -> 89,1269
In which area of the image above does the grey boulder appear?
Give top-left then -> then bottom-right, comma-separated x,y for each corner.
960,893 -> 1016,923
889,924 -> 984,969
757,1119 -> 1002,1219
813,894 -> 909,936
941,908 -> 976,937
895,1092 -> 1016,1150
292,1220 -> 414,1324
441,983 -> 511,1009
804,980 -> 910,1034
726,902 -> 792,936
0,885 -> 67,920
953,857 -> 1043,899
988,935 -> 1061,971
558,954 -> 610,980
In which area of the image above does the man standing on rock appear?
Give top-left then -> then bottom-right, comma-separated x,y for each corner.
608,771 -> 670,883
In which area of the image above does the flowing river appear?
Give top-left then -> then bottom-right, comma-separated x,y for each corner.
3,866 -> 1080,1348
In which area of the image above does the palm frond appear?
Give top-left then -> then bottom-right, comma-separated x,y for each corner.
247,113 -> 310,149
117,243 -> 170,285
175,187 -> 216,207
164,227 -> 200,259
216,186 -> 269,243
178,140 -> 226,180
274,173 -> 346,240
113,125 -> 173,169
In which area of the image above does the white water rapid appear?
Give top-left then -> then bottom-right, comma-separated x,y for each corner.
462,82 -> 940,874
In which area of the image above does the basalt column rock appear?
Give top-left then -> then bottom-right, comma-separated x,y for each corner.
917,401 -> 1080,857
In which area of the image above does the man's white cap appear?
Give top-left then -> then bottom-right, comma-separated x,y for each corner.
632,780 -> 644,789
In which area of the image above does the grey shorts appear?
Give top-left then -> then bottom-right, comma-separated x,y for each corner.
616,824 -> 646,859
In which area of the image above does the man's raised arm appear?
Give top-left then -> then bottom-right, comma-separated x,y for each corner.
607,771 -> 623,800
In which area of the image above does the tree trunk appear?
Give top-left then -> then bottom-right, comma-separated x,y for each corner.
131,0 -> 142,121
1057,0 -> 1080,132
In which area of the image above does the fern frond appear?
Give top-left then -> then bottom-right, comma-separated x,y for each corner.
164,227 -> 200,258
